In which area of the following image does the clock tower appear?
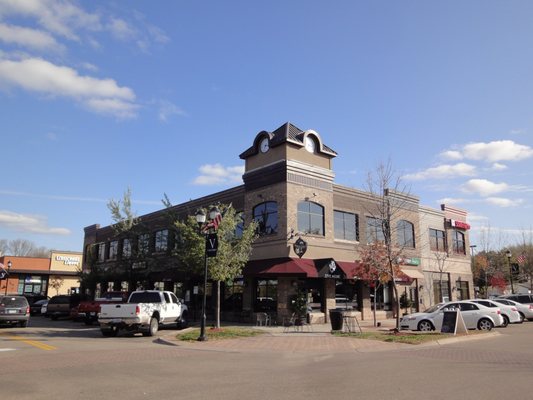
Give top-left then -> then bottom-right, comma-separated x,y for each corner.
239,122 -> 337,259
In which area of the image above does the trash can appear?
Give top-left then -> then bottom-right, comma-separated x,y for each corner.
329,309 -> 344,331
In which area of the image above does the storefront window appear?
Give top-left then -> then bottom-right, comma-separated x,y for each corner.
17,275 -> 47,295
456,280 -> 469,301
222,280 -> 244,311
433,278 -> 450,303
254,279 -> 277,312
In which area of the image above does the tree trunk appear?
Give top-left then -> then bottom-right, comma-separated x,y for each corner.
372,286 -> 377,327
392,282 -> 400,330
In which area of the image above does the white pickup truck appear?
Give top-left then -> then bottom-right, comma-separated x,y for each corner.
98,290 -> 189,337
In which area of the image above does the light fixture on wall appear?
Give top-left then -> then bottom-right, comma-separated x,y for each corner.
287,228 -> 295,240
418,285 -> 424,291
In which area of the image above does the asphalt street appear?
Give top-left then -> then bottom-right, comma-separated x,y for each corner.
0,317 -> 532,400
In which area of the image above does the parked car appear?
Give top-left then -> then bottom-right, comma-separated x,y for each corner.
77,291 -> 128,325
492,298 -> 533,322
400,300 -> 503,331
468,299 -> 522,326
30,299 -> 49,316
0,295 -> 30,327
47,294 -> 81,320
497,294 -> 533,314
41,300 -> 48,316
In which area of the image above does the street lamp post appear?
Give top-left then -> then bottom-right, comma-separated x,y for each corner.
506,250 -> 514,294
195,207 -> 220,342
469,245 -> 477,296
4,260 -> 12,295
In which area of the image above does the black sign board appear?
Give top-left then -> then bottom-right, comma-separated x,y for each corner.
440,310 -> 458,334
206,233 -> 218,258
293,237 -> 307,258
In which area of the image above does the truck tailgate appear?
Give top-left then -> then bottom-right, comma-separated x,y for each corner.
99,303 -> 138,319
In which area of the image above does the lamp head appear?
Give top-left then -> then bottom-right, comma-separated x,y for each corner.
195,209 -> 206,225
208,206 -> 220,220
506,250 -> 512,259
7,260 -> 11,269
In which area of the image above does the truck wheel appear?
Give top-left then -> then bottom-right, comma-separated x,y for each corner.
177,312 -> 188,329
144,317 -> 159,337
84,315 -> 93,326
101,327 -> 119,337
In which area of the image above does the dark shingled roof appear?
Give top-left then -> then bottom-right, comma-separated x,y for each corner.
239,122 -> 337,159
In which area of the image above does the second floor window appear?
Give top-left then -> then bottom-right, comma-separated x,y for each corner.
334,210 -> 359,241
253,202 -> 278,235
122,238 -> 132,259
97,243 -> 105,262
138,233 -> 150,256
429,229 -> 446,252
397,220 -> 415,248
452,230 -> 465,255
154,229 -> 169,252
109,240 -> 118,260
366,216 -> 385,243
298,201 -> 324,235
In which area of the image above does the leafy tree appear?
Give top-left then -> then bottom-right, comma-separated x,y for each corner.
353,242 -> 405,326
173,204 -> 257,329
107,187 -> 139,236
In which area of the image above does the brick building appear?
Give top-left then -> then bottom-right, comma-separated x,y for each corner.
82,123 -> 473,324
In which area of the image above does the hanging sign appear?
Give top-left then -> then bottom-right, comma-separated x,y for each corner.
206,233 -> 219,257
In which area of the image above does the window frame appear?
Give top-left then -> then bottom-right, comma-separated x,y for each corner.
253,201 -> 278,236
397,220 -> 415,248
154,229 -> 169,253
297,201 -> 324,236
334,210 -> 359,241
366,216 -> 385,244
429,228 -> 446,252
452,230 -> 466,255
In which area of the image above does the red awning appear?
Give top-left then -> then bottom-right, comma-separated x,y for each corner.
336,261 -> 360,278
245,258 -> 318,277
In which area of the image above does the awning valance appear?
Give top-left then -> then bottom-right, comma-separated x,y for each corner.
400,268 -> 424,279
244,258 -> 361,279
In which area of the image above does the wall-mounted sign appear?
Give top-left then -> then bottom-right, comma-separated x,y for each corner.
397,257 -> 421,266
316,259 -> 345,279
55,255 -> 81,266
293,237 -> 307,258
449,219 -> 470,230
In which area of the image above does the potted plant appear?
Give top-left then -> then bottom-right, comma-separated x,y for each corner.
290,290 -> 308,325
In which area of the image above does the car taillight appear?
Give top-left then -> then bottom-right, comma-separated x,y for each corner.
135,305 -> 140,315
26,306 -> 30,315
497,310 -> 501,314
511,307 -> 518,311
529,305 -> 533,310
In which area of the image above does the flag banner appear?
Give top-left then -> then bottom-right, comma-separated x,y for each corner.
0,264 -> 8,280
517,254 -> 526,266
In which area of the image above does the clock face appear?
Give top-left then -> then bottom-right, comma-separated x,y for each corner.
260,138 -> 269,153
305,136 -> 316,153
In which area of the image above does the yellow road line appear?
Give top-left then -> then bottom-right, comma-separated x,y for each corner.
0,333 -> 57,351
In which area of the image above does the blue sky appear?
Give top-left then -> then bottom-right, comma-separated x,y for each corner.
1,0 -> 532,253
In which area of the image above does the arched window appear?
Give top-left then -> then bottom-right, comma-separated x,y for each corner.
452,230 -> 465,254
297,201 -> 324,235
253,202 -> 278,235
397,220 -> 415,248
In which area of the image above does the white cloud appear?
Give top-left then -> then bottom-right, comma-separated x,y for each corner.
0,210 -> 70,235
0,0 -> 102,41
440,150 -> 463,160
158,100 -> 186,122
485,197 -> 524,207
490,163 -> 507,171
509,129 -> 525,135
193,164 -> 244,185
0,22 -> 63,51
461,140 -> 533,162
461,179 -> 509,197
0,57 -> 138,118
437,197 -> 470,205
107,18 -> 136,41
403,163 -> 477,180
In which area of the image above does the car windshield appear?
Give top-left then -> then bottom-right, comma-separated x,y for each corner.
423,304 -> 442,313
0,297 -> 27,307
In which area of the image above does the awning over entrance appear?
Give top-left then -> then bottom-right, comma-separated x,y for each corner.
400,268 -> 425,280
245,258 -> 317,277
244,258 -> 361,279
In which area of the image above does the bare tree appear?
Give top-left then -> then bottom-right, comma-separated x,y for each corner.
0,239 -> 50,257
434,252 -> 448,302
49,275 -> 64,295
364,159 -> 414,329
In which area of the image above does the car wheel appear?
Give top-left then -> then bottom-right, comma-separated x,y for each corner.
101,327 -> 119,337
144,317 -> 159,337
177,312 -> 188,329
417,320 -> 434,332
501,315 -> 509,328
51,315 -> 58,321
477,318 -> 494,331
518,312 -> 525,323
